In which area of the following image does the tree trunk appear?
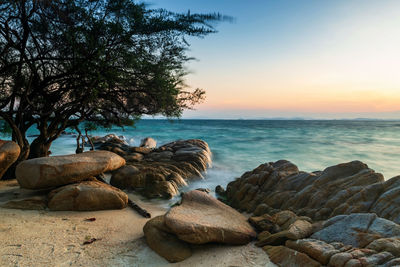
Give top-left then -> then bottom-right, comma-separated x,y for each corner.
28,137 -> 52,159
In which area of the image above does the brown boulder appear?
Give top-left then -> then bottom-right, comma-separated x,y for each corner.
48,181 -> 128,211
143,216 -> 192,263
0,140 -> 20,179
263,245 -> 321,267
286,239 -> 339,265
164,190 -> 256,245
256,219 -> 313,246
16,151 -> 125,189
110,165 -> 143,189
367,238 -> 400,257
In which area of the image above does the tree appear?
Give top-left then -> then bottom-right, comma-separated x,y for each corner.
0,0 -> 228,169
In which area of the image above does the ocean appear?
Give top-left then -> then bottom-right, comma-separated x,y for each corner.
18,119 -> 400,193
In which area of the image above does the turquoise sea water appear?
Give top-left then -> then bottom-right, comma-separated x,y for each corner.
23,120 -> 400,191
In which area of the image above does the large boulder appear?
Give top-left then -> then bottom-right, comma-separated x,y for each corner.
0,140 -> 20,179
47,180 -> 128,211
143,216 -> 192,263
164,190 -> 256,245
16,151 -> 125,189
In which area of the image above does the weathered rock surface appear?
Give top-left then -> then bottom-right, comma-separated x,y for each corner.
263,245 -> 321,267
164,190 -> 256,245
0,140 -> 20,179
256,219 -> 313,246
47,180 -> 128,211
311,213 -> 400,248
143,216 -> 192,263
226,160 -> 400,223
286,239 -> 339,265
16,151 -> 125,189
110,139 -> 211,199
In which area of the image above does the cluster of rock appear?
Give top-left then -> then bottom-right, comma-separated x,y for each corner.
97,137 -> 211,199
143,190 -> 257,262
1,136 -> 212,212
248,210 -> 400,266
223,160 -> 400,266
0,140 -> 20,179
3,151 -> 127,211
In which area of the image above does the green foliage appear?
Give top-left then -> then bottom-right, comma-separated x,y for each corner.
0,0 -> 228,157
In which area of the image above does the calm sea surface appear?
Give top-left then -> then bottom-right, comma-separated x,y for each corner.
20,120 -> 400,192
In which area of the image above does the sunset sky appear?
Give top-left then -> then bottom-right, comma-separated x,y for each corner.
152,0 -> 400,119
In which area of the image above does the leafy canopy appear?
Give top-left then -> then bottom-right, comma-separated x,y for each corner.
0,0 -> 228,157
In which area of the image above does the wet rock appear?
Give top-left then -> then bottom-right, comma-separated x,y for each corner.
124,152 -> 144,162
16,151 -> 125,189
48,181 -> 128,211
92,134 -> 128,145
143,216 -> 192,263
140,137 -> 157,148
0,140 -> 20,179
107,139 -> 211,199
164,190 -> 256,245
110,165 -> 143,189
263,245 -> 321,267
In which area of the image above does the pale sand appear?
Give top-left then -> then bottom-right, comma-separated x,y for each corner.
0,180 -> 274,267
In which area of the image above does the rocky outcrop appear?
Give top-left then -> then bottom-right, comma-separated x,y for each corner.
47,180 -> 128,211
165,190 -> 256,245
143,190 -> 256,262
0,140 -> 20,179
259,213 -> 400,266
226,160 -> 400,223
109,139 -> 211,199
16,151 -> 125,189
225,160 -> 400,266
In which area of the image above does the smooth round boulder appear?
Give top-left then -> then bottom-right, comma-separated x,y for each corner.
48,180 -> 128,211
16,151 -> 125,189
165,190 -> 257,245
0,140 -> 20,179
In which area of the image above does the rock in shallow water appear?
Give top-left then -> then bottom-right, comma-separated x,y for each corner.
164,190 -> 257,245
16,151 -> 125,189
110,139 -> 211,199
48,180 -> 128,211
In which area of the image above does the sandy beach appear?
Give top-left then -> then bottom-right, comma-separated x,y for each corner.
0,180 -> 273,267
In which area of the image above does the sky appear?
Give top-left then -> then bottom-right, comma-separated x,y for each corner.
150,0 -> 400,119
